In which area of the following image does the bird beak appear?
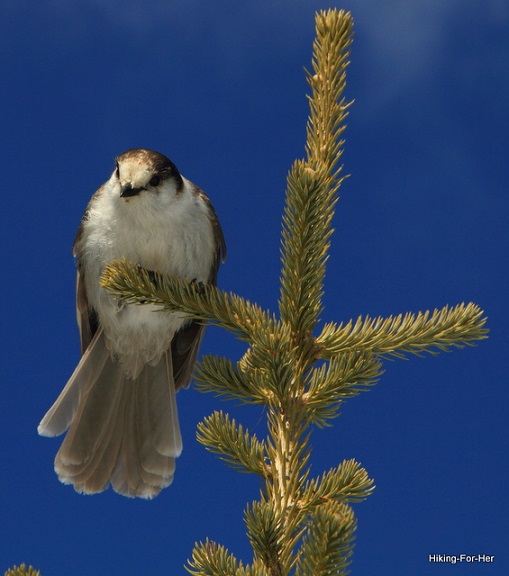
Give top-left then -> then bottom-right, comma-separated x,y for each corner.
120,183 -> 145,198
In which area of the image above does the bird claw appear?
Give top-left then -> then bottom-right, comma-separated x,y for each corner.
190,278 -> 206,294
137,263 -> 158,286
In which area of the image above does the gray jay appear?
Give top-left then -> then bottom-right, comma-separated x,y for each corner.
38,148 -> 226,498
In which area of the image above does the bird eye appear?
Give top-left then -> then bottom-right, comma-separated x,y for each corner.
149,175 -> 161,187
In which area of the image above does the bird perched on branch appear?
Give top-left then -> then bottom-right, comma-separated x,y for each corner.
38,148 -> 226,498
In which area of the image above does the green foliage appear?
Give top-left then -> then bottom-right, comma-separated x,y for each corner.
4,566 -> 40,576
301,459 -> 375,508
101,8 -> 488,576
197,411 -> 267,476
295,502 -> 356,576
316,303 -> 487,360
186,539 -> 269,576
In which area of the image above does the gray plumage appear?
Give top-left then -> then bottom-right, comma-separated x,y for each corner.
38,149 -> 226,498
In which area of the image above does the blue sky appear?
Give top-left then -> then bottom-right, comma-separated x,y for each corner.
2,1 -> 508,574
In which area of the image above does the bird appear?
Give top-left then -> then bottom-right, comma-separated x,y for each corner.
38,148 -> 226,499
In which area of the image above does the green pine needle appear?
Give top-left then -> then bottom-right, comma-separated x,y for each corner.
98,9 -> 488,576
295,502 -> 357,576
301,459 -> 375,508
197,411 -> 267,476
316,302 -> 488,360
4,567 -> 40,576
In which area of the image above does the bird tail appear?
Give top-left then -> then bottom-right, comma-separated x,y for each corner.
38,329 -> 182,499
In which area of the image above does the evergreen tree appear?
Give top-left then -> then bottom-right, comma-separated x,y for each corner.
10,8 -> 487,576
101,10 -> 487,575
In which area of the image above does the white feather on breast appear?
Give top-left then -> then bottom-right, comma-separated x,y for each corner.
77,176 -> 215,378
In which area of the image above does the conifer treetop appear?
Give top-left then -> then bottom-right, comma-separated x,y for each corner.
101,9 -> 487,576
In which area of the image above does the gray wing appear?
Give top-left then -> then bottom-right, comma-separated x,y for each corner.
171,320 -> 205,390
197,186 -> 227,282
73,185 -> 105,355
170,187 -> 226,389
75,268 -> 99,355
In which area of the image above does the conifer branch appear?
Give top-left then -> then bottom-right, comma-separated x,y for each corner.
186,539 -> 268,576
245,500 -> 299,576
301,459 -> 375,509
197,411 -> 267,476
99,8 -> 489,576
100,259 -> 279,343
304,351 -> 382,426
4,567 -> 40,576
295,502 -> 356,576
193,355 -> 265,404
316,302 -> 488,360
278,10 -> 352,339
